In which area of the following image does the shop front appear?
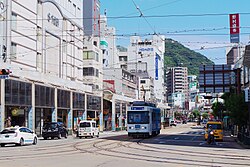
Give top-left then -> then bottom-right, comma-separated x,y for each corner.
4,79 -> 32,128
57,89 -> 71,129
35,85 -> 55,135
103,100 -> 112,131
73,92 -> 85,130
87,95 -> 101,127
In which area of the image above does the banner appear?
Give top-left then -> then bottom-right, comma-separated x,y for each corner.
229,13 -> 240,43
155,53 -> 159,80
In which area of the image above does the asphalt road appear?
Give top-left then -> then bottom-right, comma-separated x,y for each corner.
0,124 -> 249,167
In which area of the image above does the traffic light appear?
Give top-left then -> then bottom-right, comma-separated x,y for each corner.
0,69 -> 11,75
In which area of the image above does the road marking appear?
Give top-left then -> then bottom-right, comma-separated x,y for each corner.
158,141 -> 166,144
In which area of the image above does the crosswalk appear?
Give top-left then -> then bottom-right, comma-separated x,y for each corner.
180,131 -> 205,135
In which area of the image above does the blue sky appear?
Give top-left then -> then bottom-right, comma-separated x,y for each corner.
101,0 -> 250,64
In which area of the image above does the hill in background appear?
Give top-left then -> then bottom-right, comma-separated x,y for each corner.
164,38 -> 214,76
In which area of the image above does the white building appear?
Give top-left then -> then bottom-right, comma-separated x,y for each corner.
0,0 -> 103,134
127,35 -> 166,103
166,67 -> 189,102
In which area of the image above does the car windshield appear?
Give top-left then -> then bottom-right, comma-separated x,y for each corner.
128,111 -> 149,124
44,123 -> 57,129
0,128 -> 16,134
207,123 -> 222,130
80,122 -> 91,127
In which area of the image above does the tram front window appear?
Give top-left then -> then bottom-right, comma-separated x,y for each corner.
128,111 -> 149,124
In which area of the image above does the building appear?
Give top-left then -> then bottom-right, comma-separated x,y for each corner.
127,35 -> 166,104
199,65 -> 232,93
83,0 -> 100,37
0,0 -> 103,135
103,68 -> 136,130
226,47 -> 239,65
166,67 -> 188,102
99,15 -> 138,131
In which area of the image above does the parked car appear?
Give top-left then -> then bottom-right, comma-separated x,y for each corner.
77,120 -> 99,138
170,120 -> 177,126
42,122 -> 68,140
0,126 -> 37,147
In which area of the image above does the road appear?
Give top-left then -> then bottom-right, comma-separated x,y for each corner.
0,124 -> 249,167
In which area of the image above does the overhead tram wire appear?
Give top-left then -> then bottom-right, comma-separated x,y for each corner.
3,12 -> 250,22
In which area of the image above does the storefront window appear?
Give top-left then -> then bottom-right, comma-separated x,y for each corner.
73,92 -> 85,109
35,85 -> 55,107
5,80 -> 32,106
87,95 -> 101,110
57,89 -> 70,108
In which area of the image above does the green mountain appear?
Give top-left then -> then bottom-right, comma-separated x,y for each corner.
164,38 -> 214,76
117,45 -> 128,52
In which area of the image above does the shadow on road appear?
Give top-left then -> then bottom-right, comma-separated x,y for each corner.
100,128 -> 242,150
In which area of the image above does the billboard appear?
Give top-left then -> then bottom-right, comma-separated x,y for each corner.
229,13 -> 240,43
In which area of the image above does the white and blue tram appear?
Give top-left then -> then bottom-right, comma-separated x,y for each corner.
127,101 -> 161,138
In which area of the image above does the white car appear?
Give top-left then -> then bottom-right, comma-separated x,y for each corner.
0,126 -> 38,147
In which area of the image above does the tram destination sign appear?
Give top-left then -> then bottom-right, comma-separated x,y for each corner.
131,107 -> 144,110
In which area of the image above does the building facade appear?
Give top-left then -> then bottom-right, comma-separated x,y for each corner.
83,0 -> 100,37
0,0 -> 103,134
166,67 -> 188,102
127,35 -> 166,104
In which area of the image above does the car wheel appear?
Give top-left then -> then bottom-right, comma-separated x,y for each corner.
65,133 -> 68,139
58,133 -> 62,139
91,133 -> 94,138
33,137 -> 37,145
19,138 -> 24,146
1,143 -> 5,147
97,133 -> 99,138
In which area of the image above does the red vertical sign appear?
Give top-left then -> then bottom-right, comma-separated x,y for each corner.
229,13 -> 240,43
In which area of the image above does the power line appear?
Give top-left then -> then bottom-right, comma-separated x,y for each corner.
3,12 -> 250,22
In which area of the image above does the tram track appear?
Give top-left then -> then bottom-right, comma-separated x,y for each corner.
0,133 -> 249,166
74,136 -> 250,167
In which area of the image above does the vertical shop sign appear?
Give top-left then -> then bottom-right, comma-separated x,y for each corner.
229,13 -> 240,43
155,53 -> 159,80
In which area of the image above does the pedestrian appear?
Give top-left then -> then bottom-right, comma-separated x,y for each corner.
5,116 -> 11,127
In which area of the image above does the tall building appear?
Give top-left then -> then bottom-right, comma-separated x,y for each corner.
83,0 -> 100,37
166,67 -> 188,102
127,35 -> 166,104
0,0 -> 104,134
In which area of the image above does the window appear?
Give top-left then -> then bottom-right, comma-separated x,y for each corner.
11,13 -> 17,30
37,27 -> 42,42
140,80 -> 146,84
83,51 -> 95,60
96,69 -> 99,77
10,42 -> 17,59
83,67 -> 94,76
62,40 -> 67,53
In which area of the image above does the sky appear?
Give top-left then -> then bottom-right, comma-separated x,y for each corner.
100,0 -> 250,64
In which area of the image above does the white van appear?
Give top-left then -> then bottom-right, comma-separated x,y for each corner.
77,120 -> 99,138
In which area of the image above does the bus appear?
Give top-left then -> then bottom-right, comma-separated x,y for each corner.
127,101 -> 161,138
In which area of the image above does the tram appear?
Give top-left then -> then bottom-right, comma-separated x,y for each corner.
127,101 -> 161,138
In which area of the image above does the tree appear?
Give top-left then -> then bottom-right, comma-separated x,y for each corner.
202,112 -> 209,119
211,101 -> 225,119
192,109 -> 200,118
222,93 -> 248,128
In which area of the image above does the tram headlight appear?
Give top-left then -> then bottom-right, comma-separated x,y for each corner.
129,126 -> 134,130
141,126 -> 146,130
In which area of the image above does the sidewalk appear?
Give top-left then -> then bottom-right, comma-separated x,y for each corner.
224,130 -> 250,149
